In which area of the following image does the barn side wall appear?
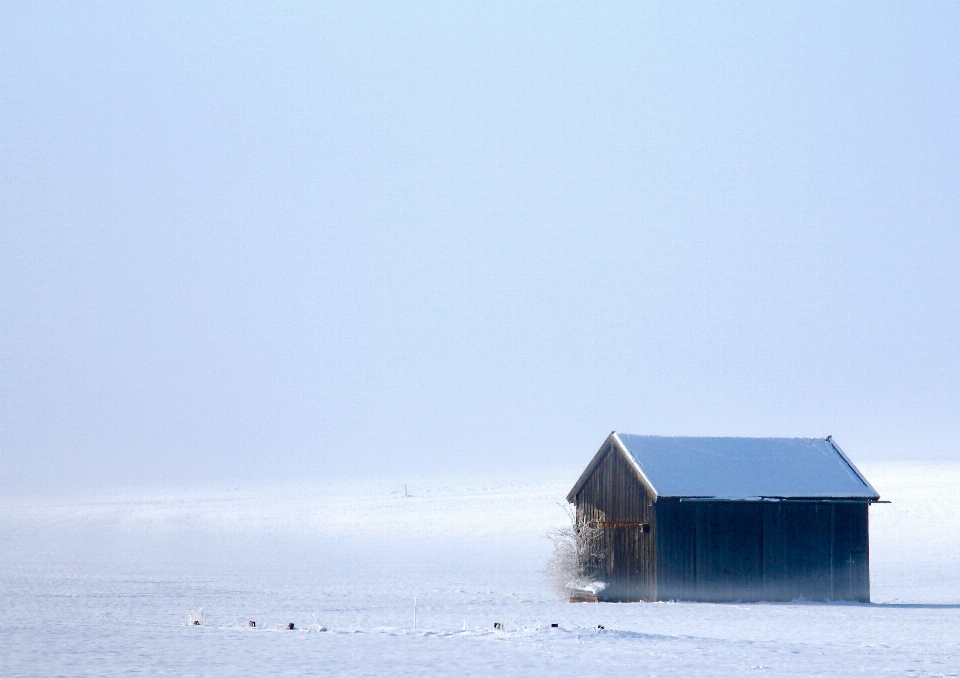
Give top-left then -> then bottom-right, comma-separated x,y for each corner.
655,500 -> 870,602
762,501 -> 870,602
573,443 -> 656,601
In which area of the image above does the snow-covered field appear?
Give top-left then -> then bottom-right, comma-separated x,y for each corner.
1,462 -> 959,676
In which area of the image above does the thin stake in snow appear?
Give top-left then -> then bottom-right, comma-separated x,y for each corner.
413,597 -> 417,630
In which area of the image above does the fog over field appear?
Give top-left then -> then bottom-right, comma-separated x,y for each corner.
1,462 -> 958,676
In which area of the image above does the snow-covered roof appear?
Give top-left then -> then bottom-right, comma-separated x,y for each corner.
569,434 -> 879,501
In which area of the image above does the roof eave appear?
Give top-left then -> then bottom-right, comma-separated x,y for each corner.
827,438 -> 881,500
671,495 -> 883,502
610,432 -> 660,501
565,431 -> 661,503
565,432 -> 617,503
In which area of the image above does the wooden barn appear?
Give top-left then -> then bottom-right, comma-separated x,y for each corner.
567,433 -> 880,603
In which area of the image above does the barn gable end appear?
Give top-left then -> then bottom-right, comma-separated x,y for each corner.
569,434 -> 658,601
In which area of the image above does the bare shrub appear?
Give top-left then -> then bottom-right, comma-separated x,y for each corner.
544,504 -> 605,599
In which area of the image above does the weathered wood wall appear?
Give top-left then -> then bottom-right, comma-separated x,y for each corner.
656,500 -> 870,602
573,442 -> 657,601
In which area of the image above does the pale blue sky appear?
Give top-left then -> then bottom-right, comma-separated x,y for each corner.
2,2 -> 959,486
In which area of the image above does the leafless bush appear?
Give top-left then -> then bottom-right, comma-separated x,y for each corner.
544,504 -> 605,599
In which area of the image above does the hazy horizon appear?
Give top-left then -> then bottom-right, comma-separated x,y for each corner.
3,2 -> 960,488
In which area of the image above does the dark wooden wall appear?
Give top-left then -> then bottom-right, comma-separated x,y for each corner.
655,500 -> 870,602
572,444 -> 871,602
573,443 -> 657,601
761,501 -> 870,602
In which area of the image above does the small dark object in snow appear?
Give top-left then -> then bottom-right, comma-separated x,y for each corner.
249,621 -> 256,628
597,625 -> 604,630
494,622 -> 502,630
551,623 -> 558,628
288,623 -> 295,630
193,620 -> 200,625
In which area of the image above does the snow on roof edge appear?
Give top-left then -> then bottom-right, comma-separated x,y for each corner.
610,432 -> 659,499
827,438 -> 880,499
612,431 -> 880,502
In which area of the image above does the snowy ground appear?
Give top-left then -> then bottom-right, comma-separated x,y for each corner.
1,462 -> 959,676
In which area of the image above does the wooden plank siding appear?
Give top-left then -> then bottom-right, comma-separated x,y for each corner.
573,442 -> 657,601
571,443 -> 872,603
654,498 -> 696,601
656,500 -> 871,602
759,501 -> 870,602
